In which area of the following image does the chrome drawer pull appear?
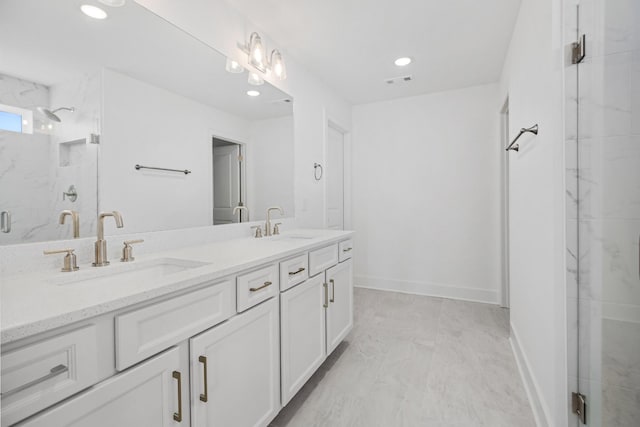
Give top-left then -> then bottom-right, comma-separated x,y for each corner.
330,279 -> 335,303
173,371 -> 183,422
288,267 -> 305,276
343,247 -> 352,252
198,356 -> 208,403
323,283 -> 329,308
250,281 -> 272,292
1,364 -> 68,397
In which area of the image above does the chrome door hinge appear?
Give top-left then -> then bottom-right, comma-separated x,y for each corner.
572,392 -> 587,424
571,34 -> 586,64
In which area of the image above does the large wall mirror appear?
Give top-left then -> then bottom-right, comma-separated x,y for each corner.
0,0 -> 294,245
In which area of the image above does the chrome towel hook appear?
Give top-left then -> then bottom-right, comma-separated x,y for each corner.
314,163 -> 323,181
506,124 -> 538,152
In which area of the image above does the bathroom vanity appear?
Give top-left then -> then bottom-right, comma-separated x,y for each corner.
0,230 -> 354,426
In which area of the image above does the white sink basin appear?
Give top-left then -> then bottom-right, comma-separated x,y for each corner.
51,258 -> 210,287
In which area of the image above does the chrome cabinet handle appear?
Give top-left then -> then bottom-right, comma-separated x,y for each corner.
323,282 -> 329,308
199,356 -> 208,402
1,211 -> 11,233
343,247 -> 352,252
172,371 -> 183,422
288,267 -> 305,276
1,364 -> 68,397
250,281 -> 272,292
330,279 -> 335,303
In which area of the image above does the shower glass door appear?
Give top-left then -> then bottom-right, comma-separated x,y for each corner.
570,0 -> 640,425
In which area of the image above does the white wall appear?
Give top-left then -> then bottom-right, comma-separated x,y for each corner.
351,84 -> 502,303
134,0 -> 352,229
498,0 -> 567,425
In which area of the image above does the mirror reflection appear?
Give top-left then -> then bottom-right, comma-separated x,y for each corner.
0,0 -> 294,245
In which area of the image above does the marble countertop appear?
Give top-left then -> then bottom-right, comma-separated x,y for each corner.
1,229 -> 354,344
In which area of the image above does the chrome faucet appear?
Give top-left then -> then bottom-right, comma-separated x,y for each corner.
93,211 -> 124,267
59,210 -> 80,238
232,205 -> 248,222
265,206 -> 284,236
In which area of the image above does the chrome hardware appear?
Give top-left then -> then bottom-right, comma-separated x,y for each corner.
273,222 -> 282,235
313,163 -> 323,181
249,281 -> 272,292
1,210 -> 11,233
121,239 -> 144,262
199,356 -> 208,402
93,211 -> 124,267
44,248 -> 79,272
572,392 -> 587,424
323,282 -> 329,308
0,364 -> 68,398
343,247 -> 352,253
59,210 -> 80,238
571,34 -> 586,65
173,371 -> 183,422
330,278 -> 335,303
62,185 -> 78,202
135,164 -> 191,175
251,225 -> 263,238
265,206 -> 284,236
288,267 -> 305,276
506,124 -> 538,152
232,205 -> 248,222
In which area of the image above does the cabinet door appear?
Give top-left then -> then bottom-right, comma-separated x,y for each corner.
280,274 -> 326,405
190,298 -> 280,427
18,347 -> 184,427
326,259 -> 354,355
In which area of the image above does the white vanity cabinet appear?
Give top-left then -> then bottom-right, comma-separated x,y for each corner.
17,346 -> 186,427
190,297 -> 280,427
325,259 -> 354,354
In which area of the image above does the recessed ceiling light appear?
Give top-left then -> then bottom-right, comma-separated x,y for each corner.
247,90 -> 261,97
81,4 -> 108,19
394,57 -> 412,67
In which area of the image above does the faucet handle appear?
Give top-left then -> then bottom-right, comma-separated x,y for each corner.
273,223 -> 282,235
121,239 -> 144,262
250,226 -> 263,238
44,248 -> 79,272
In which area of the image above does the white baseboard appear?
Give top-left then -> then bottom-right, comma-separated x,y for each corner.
354,275 -> 498,304
509,323 -> 550,427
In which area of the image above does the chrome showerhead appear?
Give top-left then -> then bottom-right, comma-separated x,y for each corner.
38,106 -> 75,122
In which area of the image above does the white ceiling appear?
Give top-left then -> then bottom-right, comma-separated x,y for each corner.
0,0 -> 292,121
225,0 -> 522,104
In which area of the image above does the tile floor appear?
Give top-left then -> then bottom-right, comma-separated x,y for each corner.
270,288 -> 535,427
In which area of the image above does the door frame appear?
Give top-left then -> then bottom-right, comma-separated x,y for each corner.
500,97 -> 510,308
322,109 -> 351,230
212,135 -> 247,223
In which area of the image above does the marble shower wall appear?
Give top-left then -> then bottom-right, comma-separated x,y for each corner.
566,0 -> 640,425
0,73 -> 99,245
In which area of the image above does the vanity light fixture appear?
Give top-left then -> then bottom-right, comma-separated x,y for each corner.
247,90 -> 261,97
394,57 -> 412,66
270,49 -> 286,80
239,32 -> 287,80
80,4 -> 108,19
225,58 -> 244,74
248,72 -> 264,86
98,0 -> 126,6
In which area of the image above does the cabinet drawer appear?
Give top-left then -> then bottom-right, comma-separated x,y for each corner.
308,244 -> 339,277
338,239 -> 354,262
279,254 -> 309,291
237,264 -> 278,312
1,325 -> 98,426
116,280 -> 235,370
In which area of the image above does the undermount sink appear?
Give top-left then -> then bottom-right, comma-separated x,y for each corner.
268,235 -> 315,241
51,258 -> 210,287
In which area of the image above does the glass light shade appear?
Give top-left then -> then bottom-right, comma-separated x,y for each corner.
98,0 -> 126,6
225,58 -> 244,74
248,32 -> 266,72
270,50 -> 286,80
248,72 -> 264,86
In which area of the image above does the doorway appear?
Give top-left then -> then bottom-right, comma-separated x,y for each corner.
212,137 -> 245,225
